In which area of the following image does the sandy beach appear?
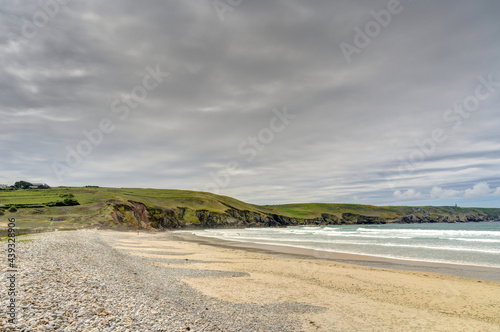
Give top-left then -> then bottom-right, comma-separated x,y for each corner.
116,231 -> 500,331
3,229 -> 500,331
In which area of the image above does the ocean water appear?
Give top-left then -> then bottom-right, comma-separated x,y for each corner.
177,222 -> 500,268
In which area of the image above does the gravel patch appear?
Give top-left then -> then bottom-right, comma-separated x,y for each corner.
1,231 -> 323,331
123,251 -> 195,256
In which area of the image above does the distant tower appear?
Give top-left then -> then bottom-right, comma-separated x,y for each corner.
455,203 -> 457,207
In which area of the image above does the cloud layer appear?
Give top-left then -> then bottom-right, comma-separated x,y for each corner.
1,0 -> 500,207
426,182 -> 500,200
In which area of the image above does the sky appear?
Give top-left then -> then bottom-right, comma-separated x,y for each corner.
1,0 -> 500,207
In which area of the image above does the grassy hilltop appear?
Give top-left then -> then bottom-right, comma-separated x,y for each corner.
0,187 -> 499,232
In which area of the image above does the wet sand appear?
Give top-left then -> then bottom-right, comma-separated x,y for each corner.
172,232 -> 500,282
108,230 -> 500,331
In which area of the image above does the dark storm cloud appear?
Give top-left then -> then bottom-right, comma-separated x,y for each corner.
1,0 -> 499,206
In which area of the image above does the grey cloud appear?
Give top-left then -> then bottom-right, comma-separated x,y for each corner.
1,0 -> 499,207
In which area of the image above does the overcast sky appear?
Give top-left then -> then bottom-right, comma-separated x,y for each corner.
1,0 -> 500,207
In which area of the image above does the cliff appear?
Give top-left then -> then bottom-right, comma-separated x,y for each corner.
105,199 -> 500,230
1,187 -> 499,231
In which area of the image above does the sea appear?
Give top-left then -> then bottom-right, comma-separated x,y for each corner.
176,222 -> 500,268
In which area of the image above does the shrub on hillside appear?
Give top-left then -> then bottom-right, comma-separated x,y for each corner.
63,198 -> 80,206
46,198 -> 80,207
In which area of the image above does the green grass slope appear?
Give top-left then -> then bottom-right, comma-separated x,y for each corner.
268,203 -> 402,219
0,187 -> 499,232
0,187 -> 269,230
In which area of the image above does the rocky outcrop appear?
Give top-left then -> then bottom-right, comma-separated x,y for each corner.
302,214 -> 340,225
396,213 -> 496,223
148,206 -> 187,229
225,209 -> 267,227
107,200 -> 498,230
194,209 -> 301,228
129,201 -> 151,228
267,214 -> 300,227
341,213 -> 386,224
321,213 -> 341,224
109,200 -> 186,229
195,210 -> 233,228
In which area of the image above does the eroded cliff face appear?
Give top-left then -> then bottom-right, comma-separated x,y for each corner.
107,200 -> 499,230
110,200 -> 153,229
146,205 -> 187,229
396,213 -> 497,223
197,209 -> 301,228
109,200 -> 187,229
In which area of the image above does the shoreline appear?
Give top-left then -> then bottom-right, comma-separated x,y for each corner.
172,232 -> 500,282
156,230 -> 500,330
6,229 -> 499,331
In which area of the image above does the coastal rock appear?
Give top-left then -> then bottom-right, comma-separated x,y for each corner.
109,200 -> 187,229
149,206 -> 187,229
195,210 -> 230,227
341,213 -> 386,224
396,212 -> 496,224
106,200 -> 497,230
321,213 -> 341,224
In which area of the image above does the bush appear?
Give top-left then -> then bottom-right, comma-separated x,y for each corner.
46,198 -> 80,207
63,198 -> 80,206
9,206 -> 17,213
0,210 -> 4,216
46,201 -> 66,207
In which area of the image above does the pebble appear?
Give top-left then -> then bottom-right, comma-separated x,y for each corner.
1,231 -> 323,331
